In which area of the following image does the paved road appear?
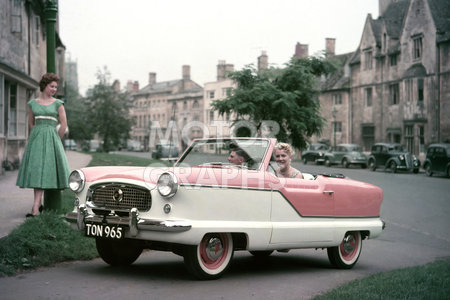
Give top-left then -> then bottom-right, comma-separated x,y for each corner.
0,157 -> 449,299
0,151 -> 92,238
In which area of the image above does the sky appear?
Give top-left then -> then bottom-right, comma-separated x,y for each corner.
59,0 -> 379,95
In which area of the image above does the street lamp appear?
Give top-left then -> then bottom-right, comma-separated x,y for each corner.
332,106 -> 338,150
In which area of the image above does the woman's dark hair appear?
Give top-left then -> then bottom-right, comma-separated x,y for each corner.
39,73 -> 59,92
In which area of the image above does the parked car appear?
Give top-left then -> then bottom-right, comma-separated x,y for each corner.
324,144 -> 368,168
301,143 -> 330,164
368,143 -> 420,173
65,138 -> 384,280
64,139 -> 77,151
151,141 -> 179,159
423,143 -> 450,177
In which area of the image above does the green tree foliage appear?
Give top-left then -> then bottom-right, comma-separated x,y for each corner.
212,56 -> 335,150
64,84 -> 94,141
87,68 -> 132,152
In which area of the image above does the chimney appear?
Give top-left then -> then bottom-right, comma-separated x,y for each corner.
257,51 -> 268,72
149,72 -> 156,85
133,81 -> 139,92
325,38 -> 336,57
294,42 -> 309,58
217,60 -> 235,81
182,65 -> 190,81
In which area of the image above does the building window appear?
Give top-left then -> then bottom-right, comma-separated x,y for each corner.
209,110 -> 214,123
333,122 -> 342,133
0,75 -> 3,135
183,101 -> 187,110
389,54 -> 397,66
390,83 -> 400,105
333,94 -> 342,105
413,36 -> 422,60
208,91 -> 215,99
405,79 -> 413,102
363,49 -> 373,70
222,88 -> 232,97
226,112 -> 230,121
33,15 -> 40,46
193,100 -> 199,109
365,88 -> 372,107
6,83 -> 18,137
405,125 -> 414,153
419,125 -> 425,153
362,125 -> 375,151
418,78 -> 424,103
11,0 -> 22,33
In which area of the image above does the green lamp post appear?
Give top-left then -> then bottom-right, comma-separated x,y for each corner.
43,0 -> 62,211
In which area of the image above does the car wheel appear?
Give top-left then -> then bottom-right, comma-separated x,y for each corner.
327,231 -> 362,269
325,158 -> 331,167
413,168 -> 419,174
369,159 -> 376,171
184,233 -> 234,280
389,161 -> 397,173
424,164 -> 432,177
96,238 -> 143,266
342,158 -> 350,168
249,250 -> 274,257
303,157 -> 307,164
447,167 -> 450,178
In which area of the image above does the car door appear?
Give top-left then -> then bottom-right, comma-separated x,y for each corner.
379,145 -> 389,166
434,147 -> 446,173
334,146 -> 345,164
269,176 -> 335,244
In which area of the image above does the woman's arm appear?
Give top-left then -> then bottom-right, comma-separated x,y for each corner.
28,106 -> 35,133
57,104 -> 68,139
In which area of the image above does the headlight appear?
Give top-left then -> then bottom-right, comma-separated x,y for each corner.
157,172 -> 178,198
69,170 -> 85,193
399,155 -> 405,160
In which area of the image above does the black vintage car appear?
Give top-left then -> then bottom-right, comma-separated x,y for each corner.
301,143 -> 330,164
151,142 -> 179,160
423,143 -> 450,177
368,143 -> 420,173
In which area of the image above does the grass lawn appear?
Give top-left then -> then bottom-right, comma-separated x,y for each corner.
0,151 -> 159,276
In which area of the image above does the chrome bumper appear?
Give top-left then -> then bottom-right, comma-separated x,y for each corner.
65,204 -> 192,236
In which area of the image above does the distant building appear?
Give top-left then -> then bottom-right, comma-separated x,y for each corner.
129,65 -> 203,151
0,0 -> 65,173
203,60 -> 236,142
65,57 -> 79,93
316,0 -> 450,158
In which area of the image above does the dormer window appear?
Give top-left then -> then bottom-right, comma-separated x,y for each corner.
412,35 -> 423,60
363,49 -> 373,70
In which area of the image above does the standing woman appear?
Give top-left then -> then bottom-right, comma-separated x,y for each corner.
16,73 -> 70,217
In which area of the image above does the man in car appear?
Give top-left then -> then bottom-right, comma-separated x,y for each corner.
228,148 -> 250,166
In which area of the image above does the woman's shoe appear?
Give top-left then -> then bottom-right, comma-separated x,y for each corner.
25,213 -> 35,218
39,205 -> 44,213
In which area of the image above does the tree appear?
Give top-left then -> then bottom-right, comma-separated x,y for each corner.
64,84 -> 94,141
212,56 -> 335,150
87,68 -> 132,152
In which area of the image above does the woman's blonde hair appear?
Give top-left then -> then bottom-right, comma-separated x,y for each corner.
275,142 -> 295,157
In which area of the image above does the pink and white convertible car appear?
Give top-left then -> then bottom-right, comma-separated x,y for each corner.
65,138 -> 384,279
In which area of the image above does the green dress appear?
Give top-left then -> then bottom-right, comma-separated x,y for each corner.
16,99 -> 70,189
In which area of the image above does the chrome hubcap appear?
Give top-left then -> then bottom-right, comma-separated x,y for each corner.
205,237 -> 223,260
343,235 -> 356,253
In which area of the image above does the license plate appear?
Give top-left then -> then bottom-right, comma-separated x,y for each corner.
85,223 -> 124,239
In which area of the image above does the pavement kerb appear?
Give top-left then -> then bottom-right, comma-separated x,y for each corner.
0,151 -> 92,238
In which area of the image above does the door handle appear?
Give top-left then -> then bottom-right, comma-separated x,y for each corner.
323,190 -> 334,195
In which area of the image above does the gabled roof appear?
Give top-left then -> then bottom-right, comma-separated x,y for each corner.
382,0 -> 410,38
136,79 -> 181,95
321,52 -> 353,91
427,0 -> 450,42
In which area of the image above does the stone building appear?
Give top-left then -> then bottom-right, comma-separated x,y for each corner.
318,0 -> 450,157
203,60 -> 236,141
0,0 -> 65,173
129,65 -> 202,151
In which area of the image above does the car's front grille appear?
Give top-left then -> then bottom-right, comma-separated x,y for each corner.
90,183 -> 151,211
405,153 -> 412,168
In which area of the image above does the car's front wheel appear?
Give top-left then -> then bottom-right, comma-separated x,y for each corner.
325,158 -> 331,167
327,231 -> 362,269
302,157 -> 308,164
424,163 -> 432,176
96,238 -> 143,266
369,159 -> 376,171
389,161 -> 397,173
342,158 -> 350,168
184,233 -> 234,280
